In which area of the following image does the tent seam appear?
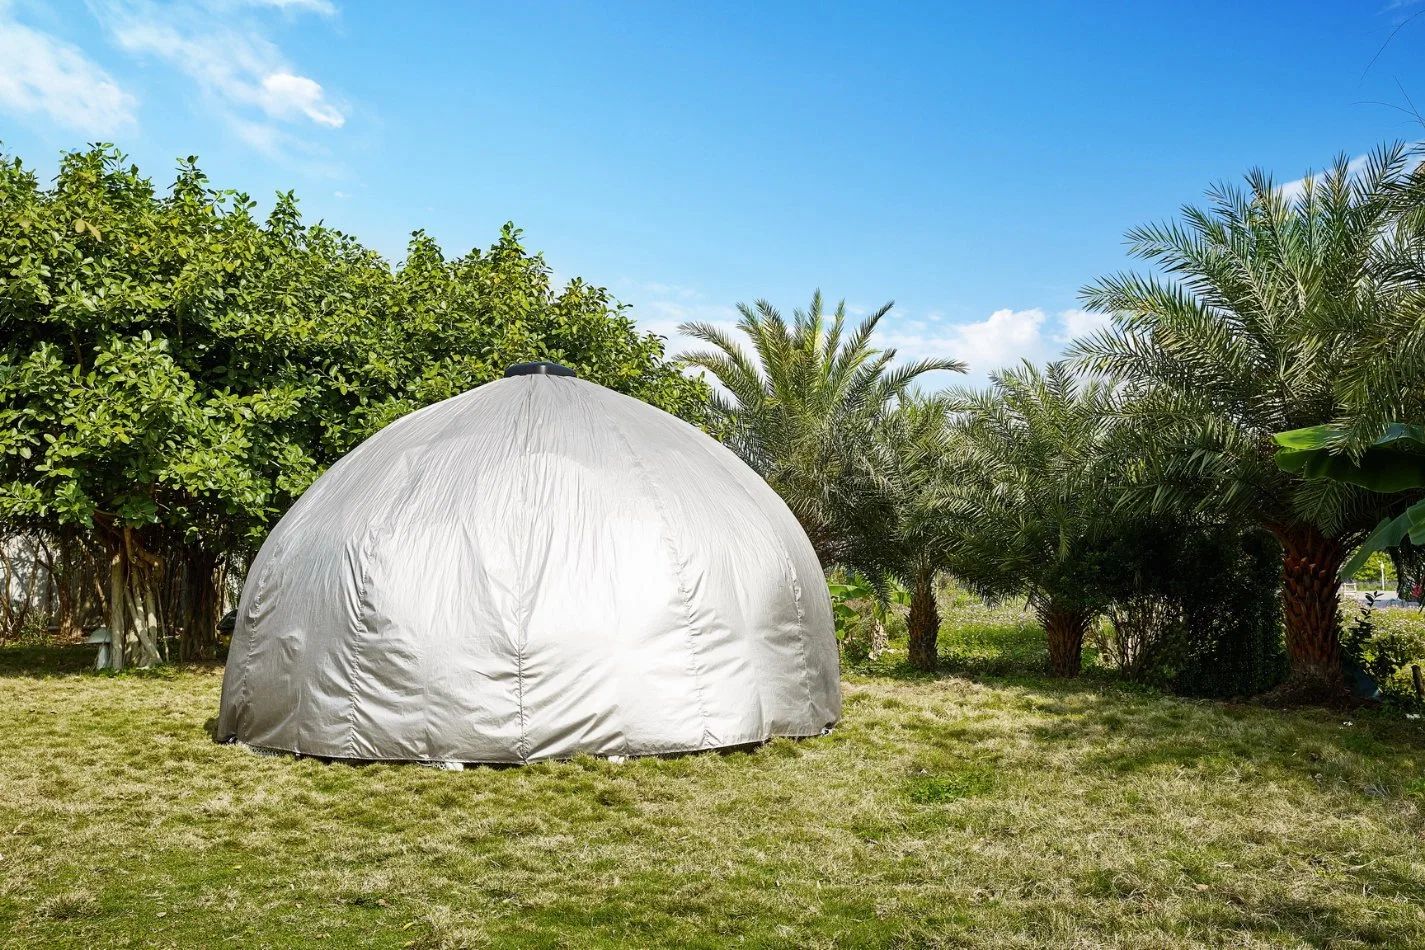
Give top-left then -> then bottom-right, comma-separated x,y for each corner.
603,403 -> 716,749
779,548 -> 817,717
342,524 -> 380,760
234,534 -> 284,741
683,424 -> 818,723
339,440 -> 439,761
511,382 -> 538,764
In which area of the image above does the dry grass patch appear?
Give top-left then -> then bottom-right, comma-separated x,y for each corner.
2,608 -> 1424,947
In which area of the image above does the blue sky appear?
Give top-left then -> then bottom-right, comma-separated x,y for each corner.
3,1 -> 1425,386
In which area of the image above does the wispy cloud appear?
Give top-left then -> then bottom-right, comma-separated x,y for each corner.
0,4 -> 136,135
239,0 -> 335,13
636,301 -> 742,359
614,279 -> 737,358
93,0 -> 345,160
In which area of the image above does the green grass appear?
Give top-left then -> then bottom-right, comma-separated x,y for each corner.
3,606 -> 1425,948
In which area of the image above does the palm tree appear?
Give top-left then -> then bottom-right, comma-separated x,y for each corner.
1317,155 -> 1425,450
678,291 -> 964,575
865,395 -> 961,670
943,361 -> 1121,677
1072,145 -> 1417,695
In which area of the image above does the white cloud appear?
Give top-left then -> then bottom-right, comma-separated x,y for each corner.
627,283 -> 1098,390
259,71 -> 343,126
616,278 -> 702,301
1275,147 -> 1425,203
108,13 -> 345,128
637,299 -> 741,361
0,9 -> 136,134
879,307 -> 1050,383
615,282 -> 741,388
1054,308 -> 1110,343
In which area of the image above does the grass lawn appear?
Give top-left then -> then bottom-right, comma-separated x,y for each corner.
2,605 -> 1424,948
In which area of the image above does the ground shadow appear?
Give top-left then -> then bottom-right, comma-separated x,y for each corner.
0,643 -> 224,679
0,643 -> 97,677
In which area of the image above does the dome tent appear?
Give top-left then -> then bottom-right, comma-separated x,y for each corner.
216,363 -> 841,764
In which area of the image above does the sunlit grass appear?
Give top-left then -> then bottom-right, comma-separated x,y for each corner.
2,604 -> 1424,948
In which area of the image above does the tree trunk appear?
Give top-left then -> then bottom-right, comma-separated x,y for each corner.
177,546 -> 221,661
907,570 -> 940,672
103,527 -> 166,669
869,617 -> 888,657
108,553 -> 125,671
0,540 -> 18,641
1276,523 -> 1346,693
52,531 -> 90,640
1040,604 -> 1089,678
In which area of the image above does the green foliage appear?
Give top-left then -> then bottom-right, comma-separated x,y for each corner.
0,144 -> 706,563
1090,523 -> 1286,698
1072,146 -> 1425,688
863,395 -> 962,583
828,573 -> 909,661
1167,529 -> 1287,698
376,225 -> 709,430
1351,550 -> 1397,587
1274,422 -> 1425,578
1072,146 -> 1415,542
1342,595 -> 1425,708
677,291 -> 963,573
944,361 -> 1121,620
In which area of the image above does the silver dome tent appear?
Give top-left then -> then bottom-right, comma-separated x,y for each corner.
216,364 -> 840,763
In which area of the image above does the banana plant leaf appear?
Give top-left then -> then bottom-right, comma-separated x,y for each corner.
1276,423 -> 1425,579
1341,502 -> 1425,578
827,574 -> 912,639
1274,423 -> 1425,493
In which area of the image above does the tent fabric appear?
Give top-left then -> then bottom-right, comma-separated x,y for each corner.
216,374 -> 841,763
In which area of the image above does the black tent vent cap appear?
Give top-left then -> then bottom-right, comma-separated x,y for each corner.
504,361 -> 577,378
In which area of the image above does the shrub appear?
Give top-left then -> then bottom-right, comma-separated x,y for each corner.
1342,595 -> 1425,708
1096,526 -> 1286,698
1171,529 -> 1287,697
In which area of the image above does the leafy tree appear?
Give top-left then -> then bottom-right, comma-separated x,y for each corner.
944,361 -> 1120,677
1263,155 -> 1425,603
0,144 -> 707,666
677,291 -> 963,573
0,146 -> 382,665
372,226 -> 709,429
827,572 -> 909,660
1072,147 -> 1415,695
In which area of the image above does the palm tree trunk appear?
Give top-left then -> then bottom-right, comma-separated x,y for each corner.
1276,523 -> 1345,692
907,571 -> 939,672
1039,604 -> 1089,678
